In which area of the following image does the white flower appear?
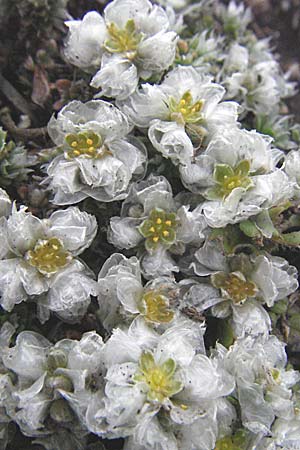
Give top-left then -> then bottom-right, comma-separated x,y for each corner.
284,149 -> 300,197
180,128 -> 293,227
118,66 -> 239,165
88,318 -> 234,449
156,0 -> 190,10
220,41 -> 294,116
217,0 -> 251,36
184,249 -> 298,337
2,330 -> 104,436
108,175 -> 207,277
0,205 -> 97,321
46,100 -> 147,205
98,253 -> 195,332
64,0 -> 178,99
0,188 -> 11,218
224,334 -> 300,435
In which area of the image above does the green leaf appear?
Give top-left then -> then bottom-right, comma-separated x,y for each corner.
289,314 -> 300,332
269,202 -> 291,221
239,220 -> 261,238
210,225 -> 254,255
281,231 -> 300,247
218,320 -> 234,348
271,299 -> 288,315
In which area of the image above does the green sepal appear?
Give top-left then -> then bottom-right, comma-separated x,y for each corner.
235,159 -> 251,177
213,164 -> 234,183
139,219 -> 155,238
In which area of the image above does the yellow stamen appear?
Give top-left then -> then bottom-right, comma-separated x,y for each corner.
156,218 -> 162,225
163,230 -> 169,237
165,220 -> 172,226
71,141 -> 78,147
88,146 -> 95,152
86,138 -> 93,146
73,150 -> 81,156
152,236 -> 159,243
149,226 -> 155,232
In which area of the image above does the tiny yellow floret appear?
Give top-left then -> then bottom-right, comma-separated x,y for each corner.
165,220 -> 172,226
163,230 -> 169,237
149,226 -> 155,232
86,138 -> 93,146
71,141 -> 78,147
152,236 -> 159,243
156,218 -> 162,225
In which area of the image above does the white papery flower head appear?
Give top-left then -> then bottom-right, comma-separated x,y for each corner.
87,318 -> 234,449
180,127 -> 293,227
97,252 -> 199,332
224,334 -> 300,436
0,321 -> 17,445
185,249 -> 298,337
64,0 -> 178,99
217,0 -> 251,37
46,100 -> 147,205
0,188 -> 11,218
284,149 -> 300,197
156,0 -> 191,10
118,66 -> 239,165
0,205 -> 98,321
108,175 -> 207,277
220,40 -> 295,116
2,330 -> 104,436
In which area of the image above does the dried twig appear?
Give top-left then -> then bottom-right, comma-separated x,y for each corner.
0,108 -> 48,142
0,72 -> 37,121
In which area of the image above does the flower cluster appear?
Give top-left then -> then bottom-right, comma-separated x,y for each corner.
1,0 -> 300,449
0,200 -> 98,322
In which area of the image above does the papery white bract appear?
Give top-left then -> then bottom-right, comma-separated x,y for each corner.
64,0 -> 178,100
0,205 -> 98,321
108,175 -> 207,277
118,66 -> 239,165
46,100 -> 147,205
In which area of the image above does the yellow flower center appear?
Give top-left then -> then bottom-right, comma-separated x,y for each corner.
206,160 -> 253,200
134,352 -> 183,403
64,131 -> 110,159
211,271 -> 258,304
138,291 -> 174,324
26,237 -> 72,275
214,429 -> 247,450
138,208 -> 178,251
105,19 -> 143,59
169,91 -> 205,125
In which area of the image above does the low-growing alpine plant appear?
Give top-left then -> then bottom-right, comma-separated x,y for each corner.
1,0 -> 300,449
